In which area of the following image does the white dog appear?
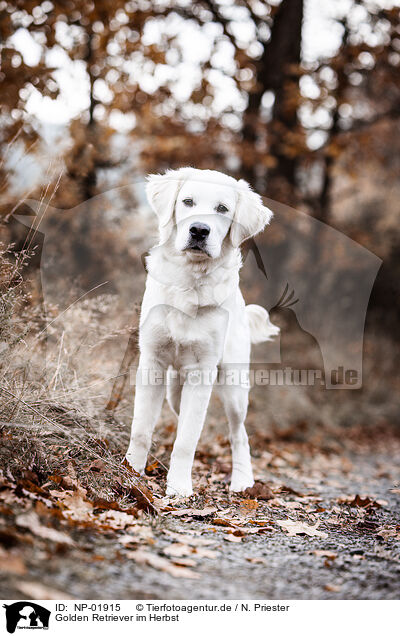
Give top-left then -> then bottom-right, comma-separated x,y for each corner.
125,167 -> 279,496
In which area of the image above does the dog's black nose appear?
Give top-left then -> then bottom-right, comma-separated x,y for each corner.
189,223 -> 210,240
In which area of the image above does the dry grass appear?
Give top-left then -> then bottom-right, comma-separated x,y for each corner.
0,238 -> 151,506
0,227 -> 399,511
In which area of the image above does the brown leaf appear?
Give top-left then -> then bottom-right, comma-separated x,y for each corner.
127,550 -> 201,579
338,494 -> 381,509
324,584 -> 341,592
96,510 -> 136,530
243,482 -> 274,500
21,470 -> 39,484
15,479 -> 50,499
92,498 -> 138,517
51,490 -> 93,522
311,550 -> 337,559
15,511 -> 74,545
193,547 -> 218,558
249,519 -> 273,528
168,557 -> 197,567
277,485 -> 304,497
277,519 -> 328,538
145,459 -> 160,475
119,526 -> 154,545
0,489 -> 23,505
240,499 -> 259,513
377,525 -> 400,540
170,506 -> 217,517
116,467 -> 155,513
247,557 -> 267,564
212,517 -> 237,528
351,495 -> 381,508
48,474 -> 81,491
83,459 -> 106,473
163,543 -> 192,558
0,548 -> 26,575
15,581 -> 74,600
224,534 -> 242,543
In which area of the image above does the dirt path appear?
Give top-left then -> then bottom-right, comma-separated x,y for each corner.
1,439 -> 399,600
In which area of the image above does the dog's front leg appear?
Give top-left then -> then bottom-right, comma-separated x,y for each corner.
166,366 -> 217,497
125,357 -> 166,474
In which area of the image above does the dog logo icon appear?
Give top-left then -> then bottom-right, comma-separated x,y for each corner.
3,602 -> 50,633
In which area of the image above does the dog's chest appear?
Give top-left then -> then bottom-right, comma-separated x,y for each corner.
144,300 -> 229,368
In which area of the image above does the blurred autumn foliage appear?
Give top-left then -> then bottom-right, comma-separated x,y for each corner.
2,4 -> 400,602
0,0 -> 399,317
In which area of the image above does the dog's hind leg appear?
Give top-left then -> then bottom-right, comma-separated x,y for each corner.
166,367 -> 182,418
217,380 -> 254,492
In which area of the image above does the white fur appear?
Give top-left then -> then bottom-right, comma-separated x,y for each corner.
125,167 -> 279,496
246,304 -> 280,344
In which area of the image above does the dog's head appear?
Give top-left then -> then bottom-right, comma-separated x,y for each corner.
146,167 -> 273,259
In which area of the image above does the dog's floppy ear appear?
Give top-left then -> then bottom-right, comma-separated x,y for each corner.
146,170 -> 183,243
230,179 -> 273,248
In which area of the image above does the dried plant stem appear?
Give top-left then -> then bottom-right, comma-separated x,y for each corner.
0,384 -> 154,508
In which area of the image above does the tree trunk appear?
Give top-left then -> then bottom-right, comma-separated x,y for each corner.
241,0 -> 304,202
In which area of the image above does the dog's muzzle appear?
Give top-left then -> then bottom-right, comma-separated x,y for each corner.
185,222 -> 210,253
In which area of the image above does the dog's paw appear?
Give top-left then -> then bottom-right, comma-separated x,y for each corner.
166,482 -> 193,498
124,455 -> 145,475
229,475 -> 254,493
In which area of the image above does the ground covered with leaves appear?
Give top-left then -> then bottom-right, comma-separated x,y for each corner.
0,419 -> 399,600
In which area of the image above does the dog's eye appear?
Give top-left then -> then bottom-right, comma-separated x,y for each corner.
217,203 -> 228,213
183,198 -> 194,207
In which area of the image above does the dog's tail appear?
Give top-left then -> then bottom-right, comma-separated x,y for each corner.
245,304 -> 280,344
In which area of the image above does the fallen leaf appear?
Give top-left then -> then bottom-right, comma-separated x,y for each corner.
15,511 -> 74,545
240,499 -> 259,513
92,498 -> 138,517
0,550 -> 26,575
145,459 -> 160,475
163,542 -> 218,559
118,464 -> 155,513
243,482 -> 274,500
169,557 -> 197,567
351,495 -> 381,508
324,584 -> 341,592
377,526 -> 400,540
119,526 -> 154,544
268,498 -> 302,509
96,510 -> 136,529
224,534 -> 242,543
162,530 -> 216,546
83,459 -> 106,473
48,473 -> 82,491
15,479 -> 50,501
15,581 -> 74,600
127,550 -> 200,579
277,485 -> 304,497
51,490 -> 93,522
311,550 -> 337,559
337,495 -> 381,509
212,518 -> 239,529
163,543 -> 192,558
170,506 -> 217,517
193,547 -> 218,558
0,489 -> 23,505
277,519 -> 328,538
